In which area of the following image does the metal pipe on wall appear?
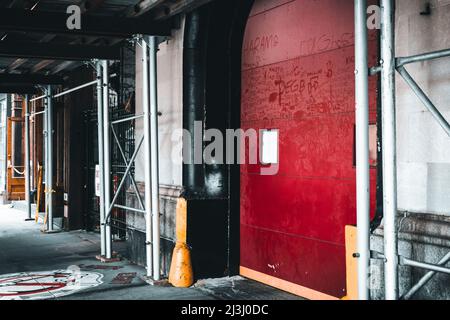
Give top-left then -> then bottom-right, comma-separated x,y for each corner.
183,11 -> 206,191
142,35 -> 153,278
96,61 -> 106,257
380,0 -> 399,300
46,85 -> 54,232
24,94 -> 32,221
354,0 -> 370,300
149,35 -> 161,281
102,60 -> 112,259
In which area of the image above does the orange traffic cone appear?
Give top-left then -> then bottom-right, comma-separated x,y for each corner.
168,198 -> 194,288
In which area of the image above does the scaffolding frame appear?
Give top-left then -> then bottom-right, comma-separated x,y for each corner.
23,94 -> 32,221
22,34 -> 162,281
355,0 -> 450,300
98,36 -> 161,279
25,77 -> 100,233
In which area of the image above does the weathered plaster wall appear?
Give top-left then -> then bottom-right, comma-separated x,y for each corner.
396,0 -> 450,216
127,19 -> 185,275
135,19 -> 184,187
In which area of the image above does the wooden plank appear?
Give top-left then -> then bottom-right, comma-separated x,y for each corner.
35,165 -> 43,222
6,117 -> 25,200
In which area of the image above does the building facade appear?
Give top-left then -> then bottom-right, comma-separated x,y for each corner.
0,0 -> 449,300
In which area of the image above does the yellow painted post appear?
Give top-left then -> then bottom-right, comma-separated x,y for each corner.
35,165 -> 43,222
342,225 -> 359,300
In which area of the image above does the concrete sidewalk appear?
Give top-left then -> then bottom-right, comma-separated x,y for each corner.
0,205 -> 302,300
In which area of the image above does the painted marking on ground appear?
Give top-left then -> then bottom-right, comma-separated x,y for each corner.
0,268 -> 103,300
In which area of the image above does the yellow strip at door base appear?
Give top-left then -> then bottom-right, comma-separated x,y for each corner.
240,266 -> 339,300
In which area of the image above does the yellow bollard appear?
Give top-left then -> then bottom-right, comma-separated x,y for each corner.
168,198 -> 194,288
169,242 -> 194,287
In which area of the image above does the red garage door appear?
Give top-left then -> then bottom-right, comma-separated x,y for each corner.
240,0 -> 378,299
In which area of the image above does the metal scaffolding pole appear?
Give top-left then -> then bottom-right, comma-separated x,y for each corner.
102,60 -> 112,259
96,61 -> 106,257
354,0 -> 370,300
30,94 -> 47,103
396,48 -> 450,67
30,81 -> 98,101
43,89 -> 48,224
111,114 -> 144,125
401,257 -> 450,275
149,35 -> 161,281
26,79 -> 101,230
53,80 -> 98,99
46,85 -> 54,232
24,94 -> 32,221
142,36 -> 153,278
30,110 -> 46,117
380,0 -> 399,300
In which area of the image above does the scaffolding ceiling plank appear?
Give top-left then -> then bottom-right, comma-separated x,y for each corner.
0,9 -> 172,37
0,41 -> 121,61
0,85 -> 38,94
0,74 -> 64,85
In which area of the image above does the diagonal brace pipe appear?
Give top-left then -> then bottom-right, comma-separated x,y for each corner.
105,135 -> 144,224
111,125 -> 145,211
397,66 -> 450,137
